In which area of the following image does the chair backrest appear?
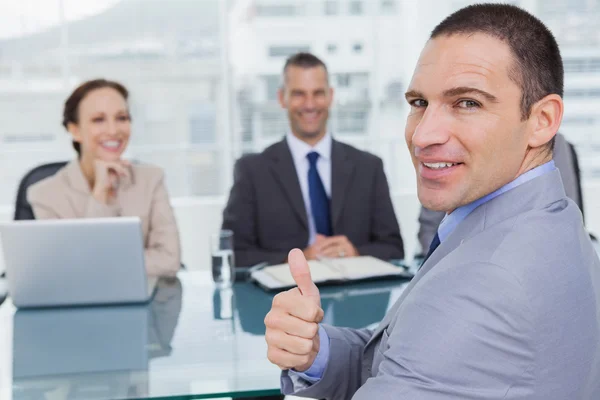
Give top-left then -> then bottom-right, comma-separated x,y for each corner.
13,162 -> 68,220
567,141 -> 599,242
567,141 -> 585,223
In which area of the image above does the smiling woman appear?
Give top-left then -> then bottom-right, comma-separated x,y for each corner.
25,79 -> 182,278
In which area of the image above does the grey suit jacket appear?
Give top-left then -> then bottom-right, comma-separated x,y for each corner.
283,169 -> 600,399
222,138 -> 404,267
418,133 -> 581,252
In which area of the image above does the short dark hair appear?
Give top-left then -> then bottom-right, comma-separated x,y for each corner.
431,3 -> 563,149
63,79 -> 129,156
282,52 -> 329,84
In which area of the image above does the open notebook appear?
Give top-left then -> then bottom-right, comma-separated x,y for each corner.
250,256 -> 413,291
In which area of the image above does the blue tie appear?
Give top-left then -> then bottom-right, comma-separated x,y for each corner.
423,232 -> 441,264
307,152 -> 332,236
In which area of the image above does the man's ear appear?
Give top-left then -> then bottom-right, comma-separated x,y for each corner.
527,94 -> 563,149
278,87 -> 287,109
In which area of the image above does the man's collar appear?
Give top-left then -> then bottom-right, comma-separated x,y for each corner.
286,132 -> 332,163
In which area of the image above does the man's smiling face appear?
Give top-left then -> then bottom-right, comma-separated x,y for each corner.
405,33 -> 532,212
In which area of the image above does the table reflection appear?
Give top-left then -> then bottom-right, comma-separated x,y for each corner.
226,278 -> 402,336
11,277 -> 183,400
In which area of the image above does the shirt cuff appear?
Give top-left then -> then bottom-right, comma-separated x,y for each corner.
288,324 -> 330,383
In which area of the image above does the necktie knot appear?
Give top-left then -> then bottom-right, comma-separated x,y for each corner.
307,152 -> 320,166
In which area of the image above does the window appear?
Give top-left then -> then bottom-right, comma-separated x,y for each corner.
349,0 -> 364,15
564,88 -> 600,98
385,81 -> 404,101
335,107 -> 369,133
381,0 -> 397,13
324,0 -> 339,15
563,58 -> 600,73
268,45 -> 310,57
563,59 -> 586,72
258,109 -> 289,138
264,75 -> 281,101
3,133 -> 55,143
189,103 -> 217,144
186,151 -> 222,196
562,116 -> 597,125
255,4 -> 297,17
0,0 -> 224,203
337,73 -> 351,87
334,73 -> 369,102
1,0 -> 600,265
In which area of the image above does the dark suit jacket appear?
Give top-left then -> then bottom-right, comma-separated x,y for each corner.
222,138 -> 404,267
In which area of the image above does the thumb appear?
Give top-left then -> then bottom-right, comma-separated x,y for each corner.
288,248 -> 320,302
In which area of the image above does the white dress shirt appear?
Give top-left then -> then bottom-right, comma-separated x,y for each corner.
286,132 -> 333,246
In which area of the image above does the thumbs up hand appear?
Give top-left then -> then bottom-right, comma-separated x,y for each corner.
265,249 -> 324,371
289,248 -> 321,303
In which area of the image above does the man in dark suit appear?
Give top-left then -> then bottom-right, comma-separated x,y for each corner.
222,52 -> 404,267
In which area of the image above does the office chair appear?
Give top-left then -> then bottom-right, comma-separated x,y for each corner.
568,142 -> 585,221
0,162 -> 68,278
13,161 -> 69,221
567,142 -> 597,243
0,277 -> 7,306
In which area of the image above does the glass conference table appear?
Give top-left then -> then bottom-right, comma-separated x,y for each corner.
0,268 -> 412,400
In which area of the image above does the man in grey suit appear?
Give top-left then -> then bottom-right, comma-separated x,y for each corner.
264,4 -> 600,399
222,53 -> 404,267
417,132 -> 582,253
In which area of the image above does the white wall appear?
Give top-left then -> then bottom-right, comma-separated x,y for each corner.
1,182 -> 600,274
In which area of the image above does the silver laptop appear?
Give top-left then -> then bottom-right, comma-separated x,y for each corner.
0,217 -> 154,308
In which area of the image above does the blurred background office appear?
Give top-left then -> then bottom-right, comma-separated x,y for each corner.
1,0 -> 600,272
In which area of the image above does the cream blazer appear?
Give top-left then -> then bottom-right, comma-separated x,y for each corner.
27,161 -> 181,277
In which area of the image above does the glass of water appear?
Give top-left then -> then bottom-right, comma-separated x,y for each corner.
211,230 -> 235,287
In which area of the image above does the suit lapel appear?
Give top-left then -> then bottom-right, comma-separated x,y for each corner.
365,202 -> 487,348
364,168 -> 567,349
331,141 -> 355,231
266,139 -> 308,229
65,161 -> 92,194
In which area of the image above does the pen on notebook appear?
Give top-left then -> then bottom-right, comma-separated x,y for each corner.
248,262 -> 269,274
316,255 -> 347,279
